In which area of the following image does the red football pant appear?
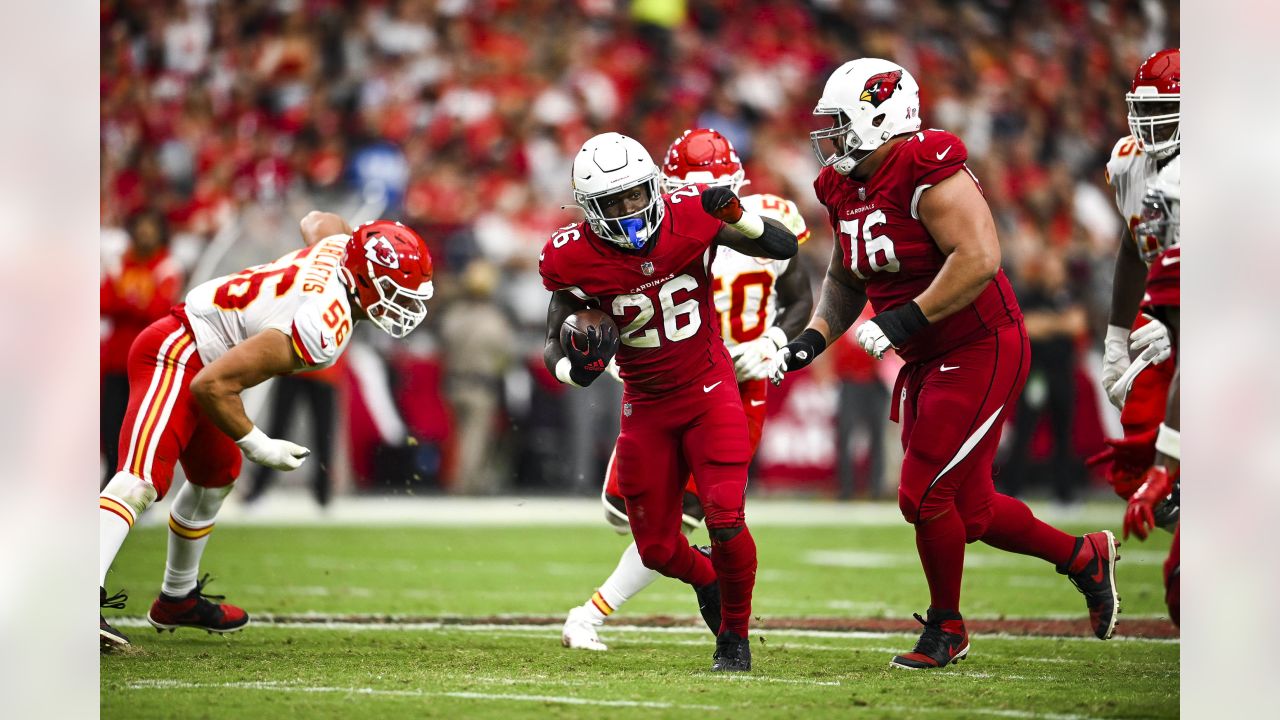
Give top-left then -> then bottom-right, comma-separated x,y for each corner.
615,364 -> 757,635
895,324 -> 1075,612
115,314 -> 242,498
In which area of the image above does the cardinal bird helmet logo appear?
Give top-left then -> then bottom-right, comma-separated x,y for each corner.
860,70 -> 903,108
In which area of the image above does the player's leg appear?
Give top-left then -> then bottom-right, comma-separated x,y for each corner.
1164,524 -> 1180,626
100,318 -> 200,648
683,380 -> 756,671
148,414 -> 248,635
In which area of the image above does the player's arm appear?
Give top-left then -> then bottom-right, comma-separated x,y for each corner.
771,238 -> 868,382
702,187 -> 797,260
189,329 -> 311,470
913,171 -> 1000,323
300,211 -> 352,247
542,290 -> 617,387
774,257 -> 813,339
1101,232 -> 1154,408
1125,306 -> 1179,540
542,290 -> 585,373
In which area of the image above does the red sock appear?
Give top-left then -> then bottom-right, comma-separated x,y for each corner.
710,527 -> 757,637
980,493 -> 1076,566
915,507 -> 966,612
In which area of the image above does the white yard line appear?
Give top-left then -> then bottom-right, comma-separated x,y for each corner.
125,679 -> 721,710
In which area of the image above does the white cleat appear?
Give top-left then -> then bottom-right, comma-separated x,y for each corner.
561,606 -> 608,651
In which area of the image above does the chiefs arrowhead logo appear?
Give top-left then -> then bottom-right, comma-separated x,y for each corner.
364,235 -> 400,269
860,70 -> 902,108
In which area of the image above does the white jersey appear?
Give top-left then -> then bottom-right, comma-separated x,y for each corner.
1105,135 -> 1161,241
183,234 -> 355,370
711,193 -> 810,348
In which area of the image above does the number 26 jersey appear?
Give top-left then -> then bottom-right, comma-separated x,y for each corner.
181,234 -> 355,370
539,185 -> 731,395
814,129 -> 1022,363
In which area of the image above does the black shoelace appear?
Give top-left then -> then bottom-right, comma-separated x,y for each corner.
909,612 -> 950,656
101,590 -> 128,610
190,573 -> 226,602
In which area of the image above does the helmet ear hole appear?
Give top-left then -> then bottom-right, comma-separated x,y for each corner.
871,114 -> 886,128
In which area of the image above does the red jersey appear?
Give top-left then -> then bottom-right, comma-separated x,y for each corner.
814,129 -> 1022,363
539,186 -> 730,394
1143,246 -> 1180,310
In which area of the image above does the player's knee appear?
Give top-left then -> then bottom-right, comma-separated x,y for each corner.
171,481 -> 234,526
636,540 -> 677,572
898,487 -> 922,524
708,525 -> 743,544
101,471 -> 159,525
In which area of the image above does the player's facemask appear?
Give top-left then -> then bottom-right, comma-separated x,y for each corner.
577,175 -> 665,250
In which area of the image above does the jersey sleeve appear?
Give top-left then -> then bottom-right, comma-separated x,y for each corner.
904,130 -> 970,219
1104,135 -> 1142,210
666,188 -> 724,250
290,298 -> 341,369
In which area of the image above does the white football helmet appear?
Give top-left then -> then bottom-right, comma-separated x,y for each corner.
1133,155 -> 1180,265
810,58 -> 921,175
572,132 -> 665,250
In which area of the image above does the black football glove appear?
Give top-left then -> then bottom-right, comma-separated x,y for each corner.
769,329 -> 827,386
561,323 -> 620,387
701,185 -> 744,223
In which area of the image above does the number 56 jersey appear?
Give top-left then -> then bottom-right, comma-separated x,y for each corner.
539,186 -> 731,395
815,129 -> 1021,363
182,233 -> 355,370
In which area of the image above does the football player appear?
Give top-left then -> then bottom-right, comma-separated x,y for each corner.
561,128 -> 812,652
1121,158 -> 1181,626
1090,49 -> 1181,523
99,212 -> 435,650
772,59 -> 1120,669
539,132 -> 798,671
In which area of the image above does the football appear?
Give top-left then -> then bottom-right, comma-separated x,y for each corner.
560,308 -> 617,354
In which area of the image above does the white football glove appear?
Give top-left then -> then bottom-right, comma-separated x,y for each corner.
236,426 -> 310,471
1129,316 -> 1172,366
730,327 -> 787,382
768,347 -> 791,386
854,319 -> 893,359
1101,324 -> 1132,410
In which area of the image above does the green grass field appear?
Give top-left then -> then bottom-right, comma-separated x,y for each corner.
101,504 -> 1178,718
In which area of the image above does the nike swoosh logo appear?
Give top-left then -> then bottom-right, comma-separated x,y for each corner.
320,335 -> 331,349
1161,255 -> 1180,266
940,364 -> 959,372
703,381 -> 723,393
936,146 -> 952,160
1090,538 -> 1107,584
749,399 -> 766,407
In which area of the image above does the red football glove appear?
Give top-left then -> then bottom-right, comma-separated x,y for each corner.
1124,466 -> 1175,541
701,186 -> 744,223
1086,427 -> 1158,500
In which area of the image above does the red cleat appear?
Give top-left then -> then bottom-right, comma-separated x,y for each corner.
890,609 -> 969,669
1060,531 -> 1121,640
147,574 -> 249,635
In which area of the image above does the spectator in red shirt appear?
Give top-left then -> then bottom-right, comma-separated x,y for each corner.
831,308 -> 890,500
100,208 -> 183,482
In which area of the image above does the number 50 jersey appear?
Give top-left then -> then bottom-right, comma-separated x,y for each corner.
539,185 -> 732,394
182,234 -> 355,370
814,129 -> 1021,362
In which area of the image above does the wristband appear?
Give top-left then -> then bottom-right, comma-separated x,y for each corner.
555,357 -> 583,387
763,325 -> 788,350
873,301 -> 929,348
235,426 -> 268,451
1155,423 -> 1180,461
728,211 -> 765,239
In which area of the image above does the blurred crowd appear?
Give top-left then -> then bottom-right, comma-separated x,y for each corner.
101,0 -> 1178,500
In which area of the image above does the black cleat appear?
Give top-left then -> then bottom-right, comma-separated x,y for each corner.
147,574 -> 249,635
1059,531 -> 1121,640
100,587 -> 130,650
692,546 -> 721,635
890,609 -> 969,669
710,631 -> 752,671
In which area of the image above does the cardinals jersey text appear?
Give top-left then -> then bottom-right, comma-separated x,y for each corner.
710,193 -> 808,348
1105,135 -> 1162,242
540,186 -> 730,393
814,129 -> 1021,362
182,234 -> 354,370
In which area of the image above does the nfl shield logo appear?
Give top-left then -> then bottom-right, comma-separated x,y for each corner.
858,188 -> 866,201
640,261 -> 654,276
623,402 -> 633,417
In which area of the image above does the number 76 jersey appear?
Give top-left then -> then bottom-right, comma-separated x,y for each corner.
182,233 -> 355,370
539,185 -> 733,395
815,129 -> 1021,362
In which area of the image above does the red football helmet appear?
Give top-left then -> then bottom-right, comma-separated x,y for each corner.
1126,48 -> 1180,160
340,220 -> 434,338
659,128 -> 746,194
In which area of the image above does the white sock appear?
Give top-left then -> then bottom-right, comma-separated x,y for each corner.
99,505 -> 132,588
584,542 -> 659,623
160,482 -> 232,597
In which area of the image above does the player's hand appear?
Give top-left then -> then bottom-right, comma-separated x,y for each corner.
770,329 -> 826,386
565,324 -> 619,386
730,328 -> 787,382
236,426 -> 311,471
1085,427 -> 1158,500
701,186 -> 744,223
1102,324 -> 1132,410
854,319 -> 893,359
1124,466 -> 1175,541
1129,316 -> 1172,366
